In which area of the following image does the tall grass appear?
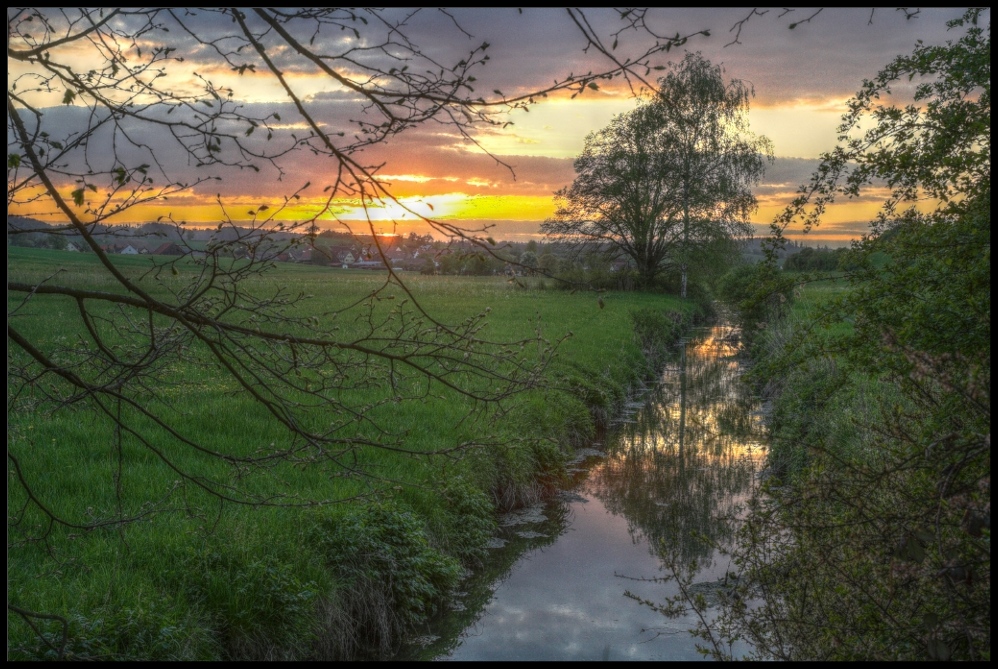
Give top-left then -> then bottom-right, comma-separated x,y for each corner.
8,247 -> 692,659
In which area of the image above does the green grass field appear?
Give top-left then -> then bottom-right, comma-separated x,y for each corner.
8,246 -> 694,660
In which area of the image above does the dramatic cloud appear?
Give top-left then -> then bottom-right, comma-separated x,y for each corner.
9,7 -> 975,244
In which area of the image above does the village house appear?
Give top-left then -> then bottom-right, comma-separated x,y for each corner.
152,242 -> 184,256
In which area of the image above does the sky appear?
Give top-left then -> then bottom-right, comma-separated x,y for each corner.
7,7 -> 976,246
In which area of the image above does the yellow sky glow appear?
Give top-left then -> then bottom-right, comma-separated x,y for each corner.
9,43 -> 891,246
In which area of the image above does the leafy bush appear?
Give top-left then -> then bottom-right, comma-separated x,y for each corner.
437,477 -> 498,564
316,503 -> 460,634
630,307 -> 684,371
187,550 -> 319,659
716,261 -> 793,337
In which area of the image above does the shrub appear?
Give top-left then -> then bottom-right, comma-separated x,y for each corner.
187,550 -> 319,660
630,308 -> 684,371
314,502 -> 460,653
437,477 -> 498,565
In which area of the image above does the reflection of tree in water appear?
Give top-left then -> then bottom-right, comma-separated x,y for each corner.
586,325 -> 766,566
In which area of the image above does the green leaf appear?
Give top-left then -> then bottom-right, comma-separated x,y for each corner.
7,154 -> 21,169
71,188 -> 85,206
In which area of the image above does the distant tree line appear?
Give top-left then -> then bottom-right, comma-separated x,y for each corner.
7,230 -> 69,250
781,246 -> 861,272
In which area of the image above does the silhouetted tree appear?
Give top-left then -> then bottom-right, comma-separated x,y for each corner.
542,53 -> 772,292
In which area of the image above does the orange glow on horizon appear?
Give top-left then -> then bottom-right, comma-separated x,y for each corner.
9,187 -> 883,247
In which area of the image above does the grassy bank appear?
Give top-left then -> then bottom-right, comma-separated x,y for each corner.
711,265 -> 990,661
8,247 -> 695,660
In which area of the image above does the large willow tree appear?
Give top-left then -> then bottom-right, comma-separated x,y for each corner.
543,52 -> 773,292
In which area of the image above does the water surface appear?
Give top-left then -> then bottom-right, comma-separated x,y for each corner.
400,321 -> 766,661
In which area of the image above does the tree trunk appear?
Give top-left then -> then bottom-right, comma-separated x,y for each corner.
640,264 -> 658,289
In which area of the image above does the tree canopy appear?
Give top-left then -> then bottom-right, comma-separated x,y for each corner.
542,52 -> 773,291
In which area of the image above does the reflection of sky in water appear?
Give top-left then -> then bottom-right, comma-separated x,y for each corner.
425,322 -> 763,661
442,493 -> 728,661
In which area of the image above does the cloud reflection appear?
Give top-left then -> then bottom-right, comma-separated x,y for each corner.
410,320 -> 765,661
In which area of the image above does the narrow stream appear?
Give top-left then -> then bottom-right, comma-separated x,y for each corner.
398,319 -> 767,661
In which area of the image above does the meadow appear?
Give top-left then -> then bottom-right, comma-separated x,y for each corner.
7,246 -> 695,660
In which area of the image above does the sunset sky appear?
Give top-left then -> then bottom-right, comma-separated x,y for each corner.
8,8 -> 974,246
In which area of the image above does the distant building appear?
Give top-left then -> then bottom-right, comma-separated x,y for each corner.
352,259 -> 387,270
276,247 -> 313,263
152,242 -> 184,256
